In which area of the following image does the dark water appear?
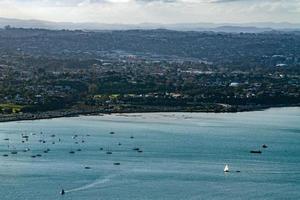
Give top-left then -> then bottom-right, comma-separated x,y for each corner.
0,107 -> 300,200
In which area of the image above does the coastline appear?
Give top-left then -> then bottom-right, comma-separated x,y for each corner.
0,104 -> 299,123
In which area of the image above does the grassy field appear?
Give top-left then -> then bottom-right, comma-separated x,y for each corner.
0,104 -> 24,113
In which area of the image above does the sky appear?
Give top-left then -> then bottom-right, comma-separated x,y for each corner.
0,0 -> 299,24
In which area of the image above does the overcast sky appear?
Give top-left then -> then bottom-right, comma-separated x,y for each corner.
0,0 -> 299,24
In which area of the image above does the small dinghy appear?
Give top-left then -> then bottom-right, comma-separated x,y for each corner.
250,150 -> 262,154
224,164 -> 229,172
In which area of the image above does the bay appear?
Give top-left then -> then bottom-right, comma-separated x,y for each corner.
0,107 -> 299,200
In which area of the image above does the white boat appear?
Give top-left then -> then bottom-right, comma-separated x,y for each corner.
224,164 -> 229,172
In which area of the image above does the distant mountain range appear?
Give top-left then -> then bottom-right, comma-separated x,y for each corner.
1,17 -> 300,33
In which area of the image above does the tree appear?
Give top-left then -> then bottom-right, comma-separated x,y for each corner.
88,83 -> 98,95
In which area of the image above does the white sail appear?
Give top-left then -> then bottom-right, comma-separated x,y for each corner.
224,164 -> 229,172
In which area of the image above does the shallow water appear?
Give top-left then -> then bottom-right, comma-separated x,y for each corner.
0,107 -> 300,200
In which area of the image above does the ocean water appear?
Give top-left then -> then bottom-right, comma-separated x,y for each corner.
0,107 -> 300,200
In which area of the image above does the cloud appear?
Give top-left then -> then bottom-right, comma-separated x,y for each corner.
0,0 -> 299,23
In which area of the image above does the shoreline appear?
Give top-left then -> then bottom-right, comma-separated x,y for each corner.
0,104 -> 299,123
0,104 -> 300,123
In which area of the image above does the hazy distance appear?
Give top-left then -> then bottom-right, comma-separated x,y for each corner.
0,0 -> 299,26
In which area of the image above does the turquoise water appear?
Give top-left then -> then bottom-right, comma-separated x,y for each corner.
0,107 -> 300,200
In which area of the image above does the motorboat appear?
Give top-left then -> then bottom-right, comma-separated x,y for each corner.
250,150 -> 262,154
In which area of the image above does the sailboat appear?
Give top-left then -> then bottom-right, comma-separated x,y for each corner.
224,164 -> 229,172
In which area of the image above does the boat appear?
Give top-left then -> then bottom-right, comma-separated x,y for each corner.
113,162 -> 121,165
22,135 -> 29,139
60,189 -> 65,195
250,150 -> 262,154
224,164 -> 229,172
262,144 -> 268,148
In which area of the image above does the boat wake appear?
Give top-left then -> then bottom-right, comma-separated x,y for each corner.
65,174 -> 118,193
